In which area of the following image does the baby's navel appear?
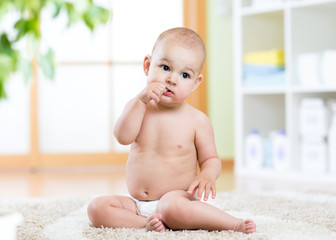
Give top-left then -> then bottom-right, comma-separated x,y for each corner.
177,144 -> 183,149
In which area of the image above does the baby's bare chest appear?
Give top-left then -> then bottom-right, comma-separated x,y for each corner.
136,112 -> 196,150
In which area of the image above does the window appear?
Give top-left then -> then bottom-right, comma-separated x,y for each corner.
0,0 -> 207,168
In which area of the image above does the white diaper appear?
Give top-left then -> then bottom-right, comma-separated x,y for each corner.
130,192 -> 218,218
130,196 -> 159,218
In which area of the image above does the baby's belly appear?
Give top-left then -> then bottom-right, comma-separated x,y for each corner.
126,157 -> 197,201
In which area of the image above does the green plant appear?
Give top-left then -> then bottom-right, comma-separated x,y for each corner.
0,0 -> 110,99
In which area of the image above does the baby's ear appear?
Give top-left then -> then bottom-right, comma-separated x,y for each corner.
192,74 -> 203,91
143,55 -> 151,76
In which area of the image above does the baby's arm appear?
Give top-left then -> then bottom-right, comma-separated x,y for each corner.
114,82 -> 165,145
188,113 -> 222,201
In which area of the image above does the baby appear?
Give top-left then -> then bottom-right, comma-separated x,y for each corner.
87,27 -> 256,234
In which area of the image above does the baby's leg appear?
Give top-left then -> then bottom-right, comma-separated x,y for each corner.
157,190 -> 256,234
87,195 -> 146,228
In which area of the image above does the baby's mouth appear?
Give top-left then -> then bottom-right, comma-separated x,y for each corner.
163,87 -> 174,96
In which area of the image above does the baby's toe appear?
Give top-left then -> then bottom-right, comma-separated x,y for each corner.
156,224 -> 165,232
245,220 -> 256,233
153,220 -> 161,228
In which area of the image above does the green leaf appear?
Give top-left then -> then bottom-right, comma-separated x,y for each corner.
0,81 -> 7,99
13,0 -> 46,15
18,57 -> 32,84
14,17 -> 40,41
0,0 -> 111,100
0,33 -> 11,51
38,48 -> 55,80
0,1 -> 12,21
0,46 -> 18,72
65,2 -> 78,27
0,53 -> 13,99
83,5 -> 110,31
51,1 -> 62,18
14,18 -> 27,41
0,54 -> 13,77
30,17 -> 41,38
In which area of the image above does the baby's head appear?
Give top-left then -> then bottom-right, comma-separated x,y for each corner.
151,27 -> 206,73
143,28 -> 206,105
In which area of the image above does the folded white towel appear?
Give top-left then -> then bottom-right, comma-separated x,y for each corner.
297,52 -> 321,86
321,50 -> 336,86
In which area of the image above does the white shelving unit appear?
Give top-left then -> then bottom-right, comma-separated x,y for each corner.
233,0 -> 336,184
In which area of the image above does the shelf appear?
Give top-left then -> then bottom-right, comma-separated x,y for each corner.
235,167 -> 336,185
241,5 -> 284,16
242,86 -> 286,95
290,0 -> 336,9
234,0 -> 336,185
291,86 -> 336,93
241,86 -> 336,95
241,0 -> 336,14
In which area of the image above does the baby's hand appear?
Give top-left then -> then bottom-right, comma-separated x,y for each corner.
187,173 -> 216,201
138,82 -> 166,104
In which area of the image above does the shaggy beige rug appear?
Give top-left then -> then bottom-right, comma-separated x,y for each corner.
1,189 -> 336,240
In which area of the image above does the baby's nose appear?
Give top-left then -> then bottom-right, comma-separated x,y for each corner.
166,76 -> 177,86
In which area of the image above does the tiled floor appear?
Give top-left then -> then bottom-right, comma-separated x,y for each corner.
0,166 -> 236,198
3,163 -> 333,198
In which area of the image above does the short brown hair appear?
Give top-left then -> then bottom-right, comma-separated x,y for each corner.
152,27 -> 206,66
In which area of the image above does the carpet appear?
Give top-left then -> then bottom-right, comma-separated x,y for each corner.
1,189 -> 336,240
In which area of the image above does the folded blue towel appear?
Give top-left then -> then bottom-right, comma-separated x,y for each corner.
243,64 -> 285,76
244,71 -> 285,86
243,64 -> 285,86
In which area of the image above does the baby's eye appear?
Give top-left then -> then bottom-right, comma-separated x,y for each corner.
181,72 -> 190,79
161,65 -> 170,72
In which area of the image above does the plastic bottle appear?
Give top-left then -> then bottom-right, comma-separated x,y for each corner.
263,137 -> 273,169
299,98 -> 328,137
329,101 -> 336,174
245,129 -> 263,169
272,129 -> 288,171
301,137 -> 327,174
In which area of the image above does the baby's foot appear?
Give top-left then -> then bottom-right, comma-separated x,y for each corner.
145,213 -> 166,232
234,219 -> 256,234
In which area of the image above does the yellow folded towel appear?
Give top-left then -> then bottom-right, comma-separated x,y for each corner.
244,49 -> 285,66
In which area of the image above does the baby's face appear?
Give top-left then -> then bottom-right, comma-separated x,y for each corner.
145,38 -> 204,105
